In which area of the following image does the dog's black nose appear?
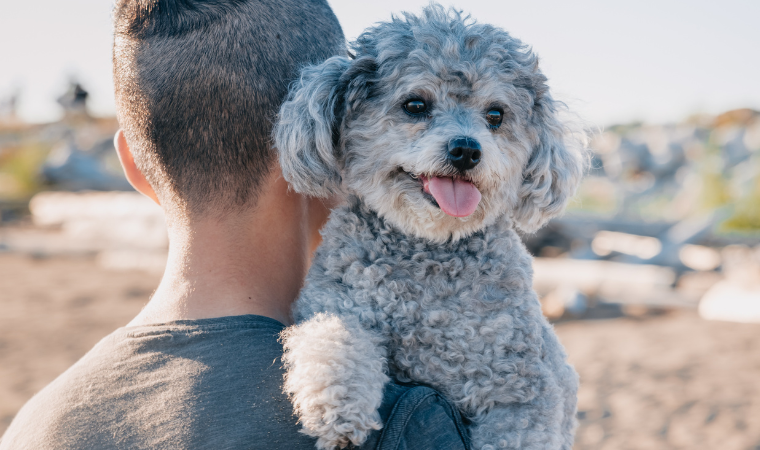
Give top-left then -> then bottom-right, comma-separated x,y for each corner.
447,137 -> 481,171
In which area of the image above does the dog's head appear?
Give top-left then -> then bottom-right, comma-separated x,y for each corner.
274,5 -> 585,241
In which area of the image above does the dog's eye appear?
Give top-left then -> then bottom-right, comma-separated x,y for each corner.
403,99 -> 427,115
486,110 -> 503,129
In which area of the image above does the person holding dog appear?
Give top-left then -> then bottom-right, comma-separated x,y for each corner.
0,0 -> 469,449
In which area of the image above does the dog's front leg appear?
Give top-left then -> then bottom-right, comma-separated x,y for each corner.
281,313 -> 389,449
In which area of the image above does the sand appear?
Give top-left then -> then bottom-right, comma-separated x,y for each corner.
1,253 -> 758,449
562,312 -> 760,449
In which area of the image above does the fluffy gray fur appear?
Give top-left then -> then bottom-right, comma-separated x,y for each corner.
276,5 -> 582,450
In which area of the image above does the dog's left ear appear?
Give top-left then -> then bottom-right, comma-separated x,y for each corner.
513,92 -> 585,233
274,55 -> 376,198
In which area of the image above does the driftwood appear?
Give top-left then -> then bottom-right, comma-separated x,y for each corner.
0,192 -> 168,273
533,258 -> 698,307
533,258 -> 702,319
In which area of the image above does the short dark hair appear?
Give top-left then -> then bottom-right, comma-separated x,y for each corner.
113,0 -> 345,215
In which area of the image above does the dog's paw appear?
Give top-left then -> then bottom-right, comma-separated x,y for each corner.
281,313 -> 389,449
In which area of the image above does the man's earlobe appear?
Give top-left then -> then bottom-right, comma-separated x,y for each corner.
114,129 -> 161,205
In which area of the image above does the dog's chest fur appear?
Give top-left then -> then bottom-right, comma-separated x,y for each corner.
294,198 -> 554,417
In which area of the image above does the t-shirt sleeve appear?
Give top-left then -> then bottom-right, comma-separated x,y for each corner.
361,384 -> 471,450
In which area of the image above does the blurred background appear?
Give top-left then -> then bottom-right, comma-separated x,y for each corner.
1,1 -> 759,448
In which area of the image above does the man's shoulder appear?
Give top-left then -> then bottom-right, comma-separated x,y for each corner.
2,316 -> 471,450
363,382 -> 471,450
1,315 -> 316,450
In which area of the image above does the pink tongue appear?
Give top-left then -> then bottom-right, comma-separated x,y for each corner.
424,176 -> 481,217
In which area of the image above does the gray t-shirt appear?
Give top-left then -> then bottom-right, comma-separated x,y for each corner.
1,315 -> 469,450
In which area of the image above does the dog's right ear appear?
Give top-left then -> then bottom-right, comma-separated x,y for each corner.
275,55 -> 377,198
274,56 -> 351,197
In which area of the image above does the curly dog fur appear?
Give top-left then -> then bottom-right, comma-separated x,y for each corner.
276,5 -> 583,449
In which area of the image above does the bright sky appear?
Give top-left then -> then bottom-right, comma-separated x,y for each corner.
1,0 -> 758,126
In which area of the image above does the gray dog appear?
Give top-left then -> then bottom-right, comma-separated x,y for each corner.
275,5 -> 584,450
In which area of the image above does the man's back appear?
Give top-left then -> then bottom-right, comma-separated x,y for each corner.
1,315 -> 470,450
1,315 -> 315,449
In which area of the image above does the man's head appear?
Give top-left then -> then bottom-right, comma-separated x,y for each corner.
113,0 -> 345,218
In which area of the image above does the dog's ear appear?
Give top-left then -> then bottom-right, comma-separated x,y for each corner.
274,55 -> 375,197
513,92 -> 585,233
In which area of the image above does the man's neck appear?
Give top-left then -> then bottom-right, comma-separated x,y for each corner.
128,175 -> 328,327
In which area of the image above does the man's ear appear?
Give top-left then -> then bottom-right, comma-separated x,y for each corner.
114,129 -> 160,205
274,55 -> 375,198
513,95 -> 585,233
